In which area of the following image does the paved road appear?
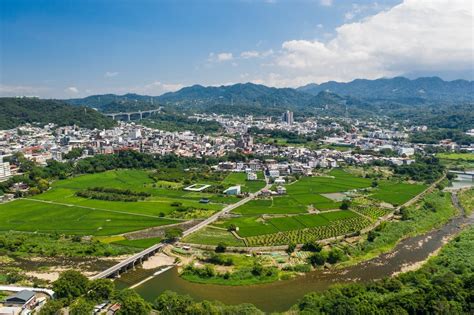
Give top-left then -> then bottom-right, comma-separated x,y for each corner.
182,177 -> 271,237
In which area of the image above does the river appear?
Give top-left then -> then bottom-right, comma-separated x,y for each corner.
114,205 -> 473,313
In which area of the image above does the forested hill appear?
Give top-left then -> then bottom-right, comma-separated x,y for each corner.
66,83 -> 349,116
67,93 -> 159,113
298,76 -> 474,103
0,98 -> 116,130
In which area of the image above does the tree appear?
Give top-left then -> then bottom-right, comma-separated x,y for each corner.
215,242 -> 227,253
164,228 -> 183,243
327,248 -> 345,264
86,279 -> 115,302
52,271 -> 89,301
115,289 -> 151,315
286,242 -> 296,254
227,223 -> 237,232
367,230 -> 377,242
302,241 -> 322,252
340,199 -> 351,210
309,251 -> 327,266
69,298 -> 94,315
38,299 -> 64,315
371,180 -> 379,188
154,290 -> 194,315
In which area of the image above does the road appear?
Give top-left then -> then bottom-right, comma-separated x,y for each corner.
91,175 -> 270,279
182,176 -> 271,237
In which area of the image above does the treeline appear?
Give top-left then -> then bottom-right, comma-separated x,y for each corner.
249,127 -> 337,144
142,111 -> 223,134
392,156 -> 445,183
410,128 -> 474,145
0,97 -> 116,130
76,187 -> 151,202
0,151 -> 232,195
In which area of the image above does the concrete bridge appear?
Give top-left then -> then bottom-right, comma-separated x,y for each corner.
449,170 -> 474,180
91,176 -> 271,280
104,108 -> 161,121
90,243 -> 163,280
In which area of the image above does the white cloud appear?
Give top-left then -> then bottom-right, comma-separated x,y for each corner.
319,0 -> 333,7
129,81 -> 184,95
217,52 -> 233,61
241,51 -> 260,59
240,49 -> 274,59
66,86 -> 79,94
268,0 -> 473,86
104,71 -> 119,78
207,52 -> 234,63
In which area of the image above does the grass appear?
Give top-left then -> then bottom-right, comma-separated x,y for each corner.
221,172 -> 266,193
0,169 -> 250,236
436,153 -> 474,161
342,191 -> 459,266
112,237 -> 162,249
371,181 -> 427,206
234,169 -> 372,215
458,188 -> 474,215
0,199 -> 176,236
181,227 -> 245,247
180,253 -> 291,286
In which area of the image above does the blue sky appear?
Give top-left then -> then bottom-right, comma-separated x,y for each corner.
1,0 -> 472,98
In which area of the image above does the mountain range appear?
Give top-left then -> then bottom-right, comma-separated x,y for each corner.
66,77 -> 473,115
297,77 -> 474,102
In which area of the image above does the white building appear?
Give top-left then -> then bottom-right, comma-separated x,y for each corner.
0,158 -> 11,182
247,172 -> 258,181
269,170 -> 280,178
398,147 -> 415,157
224,185 -> 241,195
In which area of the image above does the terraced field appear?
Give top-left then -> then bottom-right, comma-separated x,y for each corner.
214,211 -> 361,238
245,216 -> 372,246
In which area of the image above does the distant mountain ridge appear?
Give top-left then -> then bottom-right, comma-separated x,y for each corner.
0,98 -> 116,130
64,77 -> 473,118
297,77 -> 474,102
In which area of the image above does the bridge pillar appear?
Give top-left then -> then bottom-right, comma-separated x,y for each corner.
139,111 -> 143,120
127,113 -> 131,121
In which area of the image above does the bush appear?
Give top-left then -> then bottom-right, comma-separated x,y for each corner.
309,251 -> 327,266
164,228 -> 183,242
286,243 -> 296,254
302,241 -> 323,252
327,248 -> 346,264
340,199 -> 351,210
215,242 -> 227,253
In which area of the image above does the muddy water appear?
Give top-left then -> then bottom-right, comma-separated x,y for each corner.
117,212 -> 473,313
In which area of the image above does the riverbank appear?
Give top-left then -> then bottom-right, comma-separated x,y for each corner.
133,210 -> 474,313
338,190 -> 459,268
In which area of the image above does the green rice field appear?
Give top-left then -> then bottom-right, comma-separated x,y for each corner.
234,169 -> 371,215
436,153 -> 474,161
0,169 -> 244,236
371,181 -> 427,206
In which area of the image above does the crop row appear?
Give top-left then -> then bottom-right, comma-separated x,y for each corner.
353,206 -> 391,220
245,216 -> 372,246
